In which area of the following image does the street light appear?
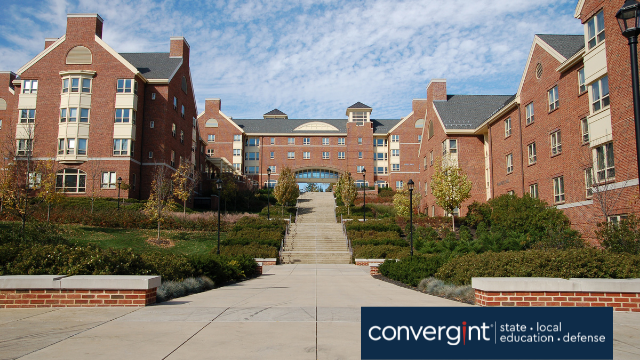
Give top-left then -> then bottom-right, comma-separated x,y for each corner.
117,177 -> 122,210
616,0 -> 640,189
216,178 -> 223,255
267,167 -> 271,220
407,179 -> 415,258
362,168 -> 366,222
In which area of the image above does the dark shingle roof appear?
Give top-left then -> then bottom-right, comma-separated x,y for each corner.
537,34 -> 585,59
264,109 -> 287,116
119,53 -> 182,80
372,119 -> 402,134
433,95 -> 515,130
348,102 -> 371,109
230,118 -> 402,134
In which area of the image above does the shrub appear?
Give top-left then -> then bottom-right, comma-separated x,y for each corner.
378,254 -> 449,287
597,215 -> 640,255
417,278 -> 475,303
353,245 -> 410,259
435,249 -> 640,285
219,244 -> 278,258
189,254 -> 257,285
225,229 -> 283,248
345,219 -> 402,235
156,276 -> 215,302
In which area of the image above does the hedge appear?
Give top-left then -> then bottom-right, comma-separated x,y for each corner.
345,219 -> 402,234
435,249 -> 640,285
219,244 -> 279,258
378,254 -> 449,287
352,245 -> 410,259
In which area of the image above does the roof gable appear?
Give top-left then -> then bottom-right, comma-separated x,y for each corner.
537,34 -> 584,59
516,35 -> 573,99
348,102 -> 371,109
433,95 -> 514,130
119,53 -> 182,80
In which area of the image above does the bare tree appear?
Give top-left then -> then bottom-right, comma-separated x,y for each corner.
581,144 -> 627,223
35,159 -> 64,222
86,159 -> 103,214
172,160 -> 200,217
143,164 -> 176,241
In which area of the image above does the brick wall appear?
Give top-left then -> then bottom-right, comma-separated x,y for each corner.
0,288 -> 156,308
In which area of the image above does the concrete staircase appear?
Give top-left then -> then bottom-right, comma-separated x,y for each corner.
280,192 -> 352,264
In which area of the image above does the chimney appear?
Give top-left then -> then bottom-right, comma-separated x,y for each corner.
170,37 -> 190,62
426,79 -> 447,102
206,99 -> 221,112
44,38 -> 58,49
66,14 -> 104,41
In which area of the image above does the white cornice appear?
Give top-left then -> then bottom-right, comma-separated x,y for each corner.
94,35 -> 143,79
556,48 -> 585,73
59,70 -> 96,77
147,79 -> 169,84
17,35 -> 66,75
388,111 -> 413,134
516,35 -> 567,99
575,0 -> 586,19
220,111 -> 245,133
244,133 -> 348,136
474,98 -> 519,134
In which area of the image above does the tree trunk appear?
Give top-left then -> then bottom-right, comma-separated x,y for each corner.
47,203 -> 51,222
183,201 -> 186,218
452,214 -> 455,232
157,220 -> 161,241
91,199 -> 94,214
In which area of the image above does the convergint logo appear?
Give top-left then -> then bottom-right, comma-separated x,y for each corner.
368,321 -> 492,345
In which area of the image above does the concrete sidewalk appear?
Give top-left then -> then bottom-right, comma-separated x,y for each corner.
1,264 -> 639,359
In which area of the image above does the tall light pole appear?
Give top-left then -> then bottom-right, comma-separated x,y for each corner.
362,168 -> 366,222
616,0 -> 640,190
267,167 -> 271,220
407,179 -> 415,258
117,177 -> 122,210
216,178 -> 223,255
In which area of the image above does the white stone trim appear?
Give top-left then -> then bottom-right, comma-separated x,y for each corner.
472,277 -> 640,293
17,35 -> 66,75
94,35 -> 141,78
594,178 -> 639,193
556,199 -> 593,209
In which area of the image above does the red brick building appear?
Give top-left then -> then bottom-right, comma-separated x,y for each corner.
0,14 -> 206,201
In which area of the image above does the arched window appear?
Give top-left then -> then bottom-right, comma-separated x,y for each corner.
0,97 -> 6,110
205,118 -> 218,127
415,118 -> 425,128
66,46 -> 92,65
56,168 -> 86,193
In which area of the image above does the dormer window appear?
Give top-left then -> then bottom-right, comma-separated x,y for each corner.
346,102 -> 372,124
353,112 -> 366,126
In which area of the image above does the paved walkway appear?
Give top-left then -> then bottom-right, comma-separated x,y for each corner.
1,265 -> 639,359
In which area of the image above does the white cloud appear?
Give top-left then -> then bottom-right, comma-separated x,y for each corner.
0,0 -> 583,119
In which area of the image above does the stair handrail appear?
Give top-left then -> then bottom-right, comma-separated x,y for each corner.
279,221 -> 289,263
295,198 -> 299,224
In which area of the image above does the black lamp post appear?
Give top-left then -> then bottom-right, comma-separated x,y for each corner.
117,177 -> 122,210
267,167 -> 271,220
362,168 -> 366,222
616,0 -> 640,190
216,178 -> 223,255
407,179 -> 414,258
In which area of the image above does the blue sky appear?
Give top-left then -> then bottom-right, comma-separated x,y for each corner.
0,0 -> 583,119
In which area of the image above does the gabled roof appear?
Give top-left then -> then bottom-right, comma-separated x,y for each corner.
373,119 -> 402,134
264,108 -> 287,116
537,34 -> 585,59
233,119 -> 348,134
433,95 -> 514,130
119,53 -> 182,80
348,102 -> 371,109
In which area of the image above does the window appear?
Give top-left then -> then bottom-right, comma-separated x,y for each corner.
101,172 -> 117,189
66,139 -> 76,155
553,176 -> 565,203
357,166 -> 365,173
20,109 -> 35,123
80,108 -> 89,123
303,138 -> 310,145
63,77 -> 91,93
442,139 -> 457,155
77,138 -> 87,155
338,152 -> 345,159
551,131 -> 562,155
578,68 -> 586,94
22,80 -> 38,94
430,151 -> 433,166
208,134 -> 215,142
358,152 -> 363,159
180,130 -> 184,143
504,118 -> 512,137
428,120 -> 434,139
392,149 -> 400,157
396,181 -> 403,189
528,143 -> 537,164
268,165 -> 276,173
270,151 -> 274,159
56,168 -> 86,193
233,163 -> 241,171
338,138 -> 345,145
322,138 -> 330,146
391,135 -> 399,142
170,151 -> 175,167
151,93 -> 156,100
28,172 -> 41,189
418,135 -> 422,143
506,153 -> 513,173
358,138 -> 363,145
525,103 -> 534,124
245,152 -> 259,161
375,152 -> 387,160
322,152 -> 330,159
595,143 -> 615,181
374,138 -> 387,147
591,76 -> 610,112
353,111 -> 366,125
234,135 -> 242,141
181,105 -> 185,118
113,139 -> 129,156
507,190 -> 515,196
17,139 -> 32,156
608,215 -> 629,225
206,149 -> 213,157
172,124 -> 176,137
585,168 -> 594,198
392,164 -> 400,172
586,11 -> 605,50
288,138 -> 295,145
245,166 -> 259,174
581,118 -> 589,144
374,167 -> 387,174
117,79 -> 133,93
270,138 -> 275,145
173,97 -> 177,110
529,183 -> 539,199
548,86 -> 559,111
288,152 -> 295,159
233,149 -> 241,156
303,152 -> 310,159
115,109 -> 134,123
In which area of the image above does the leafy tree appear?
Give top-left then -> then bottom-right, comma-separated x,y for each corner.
304,183 -> 320,192
340,172 -> 357,215
273,167 -> 299,215
35,160 -> 64,222
143,165 -> 176,241
334,173 -> 345,205
219,172 -> 237,212
392,187 -> 421,217
597,215 -> 640,255
172,160 -> 200,217
430,156 -> 472,231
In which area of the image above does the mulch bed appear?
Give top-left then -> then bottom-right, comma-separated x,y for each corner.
372,274 -> 475,305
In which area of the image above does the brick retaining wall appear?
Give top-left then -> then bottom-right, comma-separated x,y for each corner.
0,289 -> 156,308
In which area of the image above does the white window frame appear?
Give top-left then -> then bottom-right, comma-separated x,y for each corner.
117,79 -> 134,93
391,149 -> 400,157
233,149 -> 241,156
528,143 -> 537,164
338,152 -> 345,159
551,131 -> 562,156
303,151 -> 310,160
506,153 -> 513,174
115,109 -> 134,123
591,76 -> 610,112
525,103 -> 534,125
392,164 -> 400,172
270,151 -> 274,159
357,166 -> 365,173
529,183 -> 538,199
585,168 -> 594,198
595,142 -> 615,182
288,138 -> 295,145
586,11 -> 605,50
101,172 -> 117,189
56,168 -> 86,193
17,139 -> 33,156
113,139 -> 129,156
358,151 -> 363,159
375,152 -> 387,161
206,149 -> 214,157
391,135 -> 399,143
208,134 -> 215,142
396,181 -> 403,189
581,118 -> 589,144
338,138 -> 345,145
22,80 -> 38,94
553,176 -> 565,203
578,68 -> 586,94
505,118 -> 511,137
322,152 -> 330,159
234,134 -> 242,142
287,152 -> 295,159
418,135 -> 422,143
303,138 -> 310,145
548,86 -> 559,111
20,109 -> 35,123
322,138 -> 330,146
